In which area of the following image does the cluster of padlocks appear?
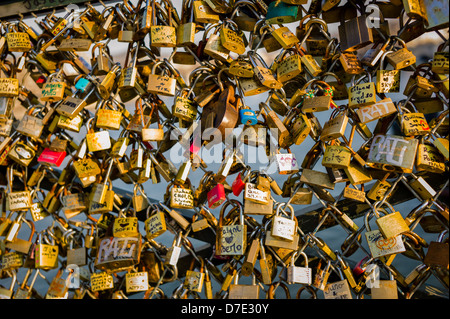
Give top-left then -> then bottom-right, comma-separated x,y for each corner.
0,0 -> 448,300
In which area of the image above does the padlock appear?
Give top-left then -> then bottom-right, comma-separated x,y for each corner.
147,61 -> 178,96
95,99 -> 123,131
301,80 -> 334,113
40,69 -> 67,103
45,268 -> 71,299
184,258 -> 205,293
202,24 -> 232,63
270,25 -> 299,50
113,209 -> 139,238
364,209 -> 406,259
271,203 -> 297,242
397,101 -> 430,137
322,142 -> 352,170
366,134 -> 418,173
144,205 -> 167,240
385,37 -> 416,70
416,140 -> 446,174
228,270 -> 259,299
303,18 -> 331,57
85,118 -> 111,152
142,116 -> 164,146
193,1 -> 220,23
300,168 -> 335,190
5,24 -> 32,52
191,212 -> 211,233
65,230 -> 87,266
374,201 -> 410,240
283,111 -> 311,146
0,62 -> 19,98
370,271 -> 398,299
376,50 -> 401,93
312,259 -> 332,291
126,268 -> 149,294
62,184 -> 88,219
265,0 -> 301,24
259,102 -> 290,147
91,42 -> 111,76
13,268 -> 41,299
320,111 -> 348,142
274,149 -> 299,174
338,13 -> 373,51
216,200 -> 247,256
164,232 -> 183,267
35,231 -> 59,270
423,231 -> 449,269
343,183 -> 366,203
273,50 -> 302,83
248,51 -> 283,90
244,189 -> 273,216
0,270 -> 17,299
339,51 -> 364,75
244,182 -> 270,205
207,183 -> 226,209
90,272 -> 114,292
94,234 -> 142,272
286,252 -> 312,285
219,19 -> 246,54
168,181 -> 194,209
348,72 -> 377,108
355,97 -> 397,124
323,267 -> 353,299
5,217 -> 34,255
173,88 -> 198,122
6,168 -> 32,212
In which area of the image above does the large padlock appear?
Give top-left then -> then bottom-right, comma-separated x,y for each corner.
216,200 -> 247,256
366,134 -> 418,173
94,234 -> 142,272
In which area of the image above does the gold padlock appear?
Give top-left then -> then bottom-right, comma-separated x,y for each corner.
147,61 -> 177,96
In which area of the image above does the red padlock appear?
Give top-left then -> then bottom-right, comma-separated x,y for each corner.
353,256 -> 370,278
207,183 -> 226,209
37,148 -> 66,167
232,172 -> 246,196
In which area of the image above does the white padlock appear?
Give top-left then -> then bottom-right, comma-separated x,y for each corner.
271,203 -> 296,241
287,251 -> 312,285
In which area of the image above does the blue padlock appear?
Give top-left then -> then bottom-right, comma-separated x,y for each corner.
239,107 -> 258,125
74,77 -> 91,92
265,1 -> 302,25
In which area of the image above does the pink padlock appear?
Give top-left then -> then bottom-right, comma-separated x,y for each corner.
232,172 -> 246,196
38,148 -> 66,167
207,183 -> 226,209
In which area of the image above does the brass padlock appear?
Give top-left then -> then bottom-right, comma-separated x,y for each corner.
147,61 -> 177,96
85,118 -> 111,152
0,61 -> 19,98
216,200 -> 247,256
385,37 -> 416,70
